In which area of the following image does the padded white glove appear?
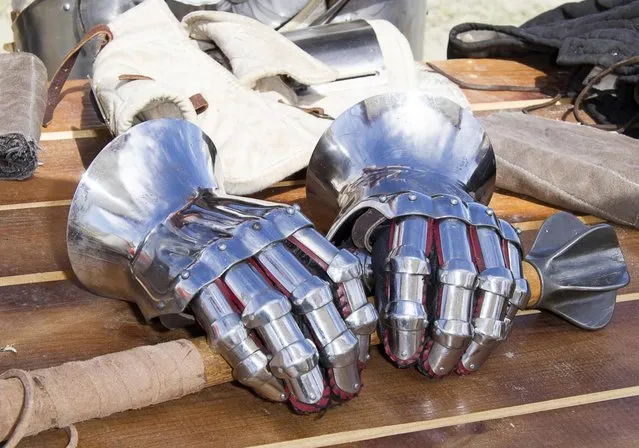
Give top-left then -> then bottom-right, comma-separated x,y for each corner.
93,0 -> 336,194
92,0 -> 467,195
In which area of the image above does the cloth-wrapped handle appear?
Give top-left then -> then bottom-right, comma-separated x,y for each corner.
0,338 -> 228,444
2,274 -> 552,445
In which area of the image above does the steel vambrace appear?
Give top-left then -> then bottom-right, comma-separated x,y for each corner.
66,118 -> 377,412
306,92 -> 531,377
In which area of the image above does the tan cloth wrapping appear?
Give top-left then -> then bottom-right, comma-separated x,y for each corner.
0,339 -> 207,441
481,113 -> 639,229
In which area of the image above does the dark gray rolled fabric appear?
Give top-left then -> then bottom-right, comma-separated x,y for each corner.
481,112 -> 639,228
0,53 -> 47,180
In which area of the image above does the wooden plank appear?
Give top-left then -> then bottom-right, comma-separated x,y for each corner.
0,281 -> 194,373
338,396 -> 639,448
0,206 -> 71,277
11,299 -> 639,448
427,58 -> 572,104
43,80 -> 105,132
0,137 -> 107,206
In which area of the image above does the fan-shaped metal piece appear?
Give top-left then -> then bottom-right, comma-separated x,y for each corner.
525,212 -> 631,330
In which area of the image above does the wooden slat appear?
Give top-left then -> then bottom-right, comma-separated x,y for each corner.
43,80 -> 105,132
0,281 -> 195,373
334,396 -> 639,448
0,137 -> 107,206
0,206 -> 71,277
11,300 -> 639,448
427,58 -> 572,104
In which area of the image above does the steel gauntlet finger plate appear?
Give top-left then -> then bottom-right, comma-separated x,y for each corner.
67,119 -> 376,413
306,92 -> 531,377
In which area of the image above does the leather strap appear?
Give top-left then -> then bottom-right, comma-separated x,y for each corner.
42,25 -> 113,127
189,94 -> 209,114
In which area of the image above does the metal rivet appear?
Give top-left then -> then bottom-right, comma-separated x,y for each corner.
293,204 -> 301,211
63,3 -> 71,11
309,394 -> 317,401
218,243 -> 227,251
486,209 -> 494,216
280,393 -> 287,400
401,351 -> 407,357
516,228 -> 522,234
353,383 -> 360,390
408,193 -> 417,201
438,366 -> 445,373
180,271 -> 190,280
450,198 -> 459,206
469,364 -> 476,370
286,207 -> 295,215
277,367 -> 284,374
253,223 -> 262,231
379,195 -> 388,203
157,302 -> 166,310
366,354 -> 371,361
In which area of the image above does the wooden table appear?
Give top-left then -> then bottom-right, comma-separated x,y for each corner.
1,59 -> 637,448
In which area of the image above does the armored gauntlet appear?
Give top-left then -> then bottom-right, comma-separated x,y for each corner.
307,92 -> 530,376
67,119 -> 377,412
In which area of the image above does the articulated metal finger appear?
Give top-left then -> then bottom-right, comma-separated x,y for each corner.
289,227 -> 378,364
350,248 -> 374,293
422,218 -> 477,377
382,216 -> 431,366
190,283 -> 286,402
222,261 -> 327,411
500,220 -> 531,336
459,226 -> 514,373
255,242 -> 362,400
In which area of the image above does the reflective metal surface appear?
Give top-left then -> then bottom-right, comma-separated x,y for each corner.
330,0 -> 428,69
426,219 -> 476,376
256,242 -> 361,395
285,20 -> 384,80
459,226 -> 513,372
67,118 -> 221,311
382,216 -> 429,365
223,261 -> 326,405
13,0 -> 409,80
289,226 -> 377,364
68,118 -> 375,410
191,282 -> 287,402
306,92 -> 537,377
306,92 -> 496,244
